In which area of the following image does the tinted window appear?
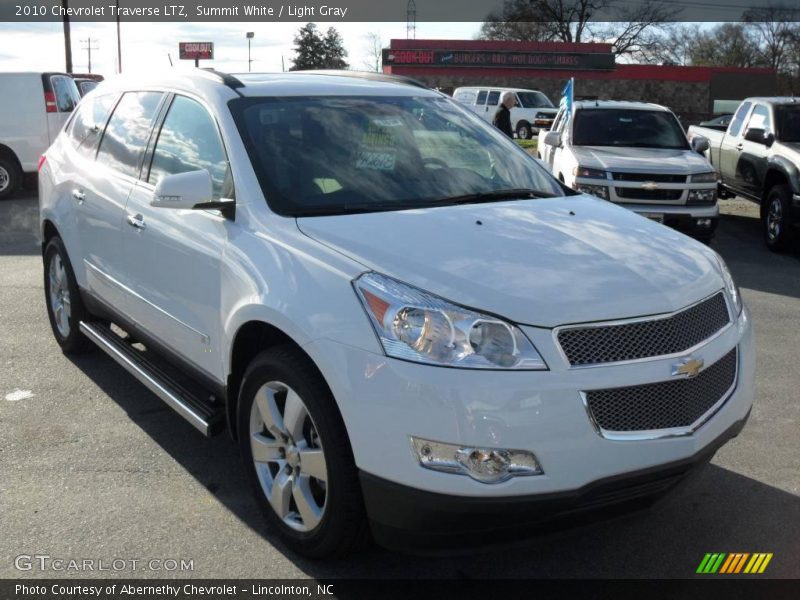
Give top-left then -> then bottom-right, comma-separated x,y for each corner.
50,75 -> 80,112
78,80 -> 98,96
572,109 -> 689,149
148,95 -> 230,200
728,101 -> 752,137
232,95 -> 562,217
476,91 -> 488,105
517,91 -> 554,108
775,105 -> 800,142
745,105 -> 771,134
96,92 -> 163,178
68,93 -> 116,157
487,91 -> 501,106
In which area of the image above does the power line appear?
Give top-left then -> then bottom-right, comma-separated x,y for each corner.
80,37 -> 99,74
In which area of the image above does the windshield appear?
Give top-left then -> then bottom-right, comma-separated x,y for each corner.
230,95 -> 563,216
572,108 -> 689,149
516,92 -> 554,109
775,105 -> 800,142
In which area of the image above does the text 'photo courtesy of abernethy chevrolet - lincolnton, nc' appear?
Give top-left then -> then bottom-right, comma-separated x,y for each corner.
35,69 -> 754,557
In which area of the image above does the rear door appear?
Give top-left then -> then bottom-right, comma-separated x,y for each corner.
485,90 -> 501,122
475,90 -> 489,121
719,101 -> 752,192
79,90 -> 165,311
43,74 -> 81,144
121,93 -> 232,379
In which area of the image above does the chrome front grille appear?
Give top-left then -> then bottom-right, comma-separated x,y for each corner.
557,292 -> 730,367
584,348 -> 737,436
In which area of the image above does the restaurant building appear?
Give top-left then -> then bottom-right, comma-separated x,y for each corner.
382,39 -> 777,121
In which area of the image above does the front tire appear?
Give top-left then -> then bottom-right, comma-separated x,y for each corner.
43,237 -> 94,353
763,184 -> 793,253
516,122 -> 532,140
238,346 -> 367,558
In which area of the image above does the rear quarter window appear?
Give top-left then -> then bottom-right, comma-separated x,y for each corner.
67,93 -> 116,157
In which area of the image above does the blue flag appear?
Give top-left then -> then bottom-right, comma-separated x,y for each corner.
560,77 -> 574,116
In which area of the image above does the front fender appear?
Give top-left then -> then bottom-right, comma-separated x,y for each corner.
767,154 -> 800,195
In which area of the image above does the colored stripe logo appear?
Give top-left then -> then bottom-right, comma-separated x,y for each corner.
697,553 -> 773,574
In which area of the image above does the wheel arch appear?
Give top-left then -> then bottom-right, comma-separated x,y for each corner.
41,219 -> 60,256
0,143 -> 23,170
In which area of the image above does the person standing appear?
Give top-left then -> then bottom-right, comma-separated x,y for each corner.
492,91 -> 515,138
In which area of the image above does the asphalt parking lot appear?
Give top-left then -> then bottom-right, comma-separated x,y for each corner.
1,191 -> 798,579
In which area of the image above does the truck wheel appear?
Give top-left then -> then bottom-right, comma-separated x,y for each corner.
238,346 -> 368,558
43,237 -> 95,354
763,185 -> 793,253
516,123 -> 532,140
0,156 -> 21,200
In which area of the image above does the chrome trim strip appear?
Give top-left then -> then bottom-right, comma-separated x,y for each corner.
84,260 -> 210,345
79,321 -> 210,435
552,290 -> 733,369
580,347 -> 739,441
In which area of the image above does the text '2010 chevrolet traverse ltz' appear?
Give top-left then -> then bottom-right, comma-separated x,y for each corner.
39,70 -> 754,558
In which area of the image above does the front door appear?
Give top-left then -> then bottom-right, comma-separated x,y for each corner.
121,94 -> 233,380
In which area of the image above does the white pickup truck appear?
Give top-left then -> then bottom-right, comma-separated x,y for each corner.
538,100 -> 718,242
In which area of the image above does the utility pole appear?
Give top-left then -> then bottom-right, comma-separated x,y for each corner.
406,0 -> 416,40
62,0 -> 73,73
81,37 -> 99,74
116,0 -> 122,73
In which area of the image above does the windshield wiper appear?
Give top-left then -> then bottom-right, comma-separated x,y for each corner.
293,203 -> 408,217
429,188 -> 555,206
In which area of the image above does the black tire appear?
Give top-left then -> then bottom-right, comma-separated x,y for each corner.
43,236 -> 95,354
237,346 -> 368,558
763,184 -> 793,253
0,155 -> 22,200
516,122 -> 532,140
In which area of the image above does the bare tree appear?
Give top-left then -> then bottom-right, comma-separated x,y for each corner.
688,23 -> 765,68
480,0 -> 680,57
361,32 -> 384,72
743,3 -> 800,72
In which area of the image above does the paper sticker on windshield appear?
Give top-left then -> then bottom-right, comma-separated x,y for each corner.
371,117 -> 403,128
355,150 -> 396,171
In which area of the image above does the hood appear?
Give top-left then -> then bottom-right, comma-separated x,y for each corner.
774,141 -> 800,161
571,146 -> 712,174
297,196 -> 724,328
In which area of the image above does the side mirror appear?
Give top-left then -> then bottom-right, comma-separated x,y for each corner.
764,132 -> 775,147
544,131 -> 562,147
691,135 -> 710,153
743,127 -> 767,144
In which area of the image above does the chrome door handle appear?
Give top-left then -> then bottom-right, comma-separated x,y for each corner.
71,189 -> 85,202
126,214 -> 146,230
735,143 -> 744,151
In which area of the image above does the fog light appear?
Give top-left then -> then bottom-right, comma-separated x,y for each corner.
696,218 -> 713,228
410,437 -> 543,484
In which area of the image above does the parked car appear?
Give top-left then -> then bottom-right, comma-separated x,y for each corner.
453,86 -> 557,139
698,114 -> 733,131
0,72 -> 81,199
39,70 -> 754,557
538,100 -> 719,242
73,77 -> 99,96
688,97 -> 800,252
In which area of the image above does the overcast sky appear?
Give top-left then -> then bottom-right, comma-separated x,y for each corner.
0,22 -> 481,75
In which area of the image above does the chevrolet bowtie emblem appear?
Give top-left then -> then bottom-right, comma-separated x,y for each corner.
673,357 -> 704,378
641,181 -> 660,190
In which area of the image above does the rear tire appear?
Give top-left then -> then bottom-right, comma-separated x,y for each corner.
763,184 -> 793,253
43,237 -> 95,354
0,156 -> 21,200
516,122 -> 532,140
238,346 -> 368,558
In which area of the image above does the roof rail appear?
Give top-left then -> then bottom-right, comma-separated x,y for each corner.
296,70 -> 429,90
199,68 -> 245,90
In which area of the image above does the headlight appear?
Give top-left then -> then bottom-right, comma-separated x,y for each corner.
353,272 -> 547,370
713,253 -> 742,316
690,172 -> 718,183
573,166 -> 607,179
687,188 -> 716,205
576,183 -> 609,200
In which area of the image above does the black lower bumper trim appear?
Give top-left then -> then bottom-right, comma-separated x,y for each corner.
361,411 -> 750,552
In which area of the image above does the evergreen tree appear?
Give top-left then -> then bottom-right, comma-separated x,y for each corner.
290,23 -> 349,71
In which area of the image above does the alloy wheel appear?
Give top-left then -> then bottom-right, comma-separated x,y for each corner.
767,197 -> 782,241
48,254 -> 71,337
249,381 -> 328,532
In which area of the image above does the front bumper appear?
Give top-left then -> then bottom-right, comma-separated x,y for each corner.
303,305 -> 754,546
619,202 -> 719,236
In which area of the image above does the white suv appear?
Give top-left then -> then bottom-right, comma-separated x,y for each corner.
39,71 -> 754,557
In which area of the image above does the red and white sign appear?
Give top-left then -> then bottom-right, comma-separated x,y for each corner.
179,42 -> 214,61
